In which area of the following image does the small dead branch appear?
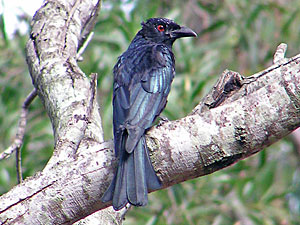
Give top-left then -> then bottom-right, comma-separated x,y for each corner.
0,89 -> 37,162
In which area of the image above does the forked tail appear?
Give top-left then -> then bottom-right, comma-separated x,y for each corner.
101,136 -> 161,210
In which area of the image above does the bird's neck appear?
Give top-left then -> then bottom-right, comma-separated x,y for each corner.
130,32 -> 174,50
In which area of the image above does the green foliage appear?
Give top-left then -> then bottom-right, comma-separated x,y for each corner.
1,0 -> 300,224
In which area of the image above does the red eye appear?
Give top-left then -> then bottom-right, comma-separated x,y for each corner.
157,25 -> 165,32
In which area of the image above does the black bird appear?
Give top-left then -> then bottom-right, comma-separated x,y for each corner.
101,18 -> 197,210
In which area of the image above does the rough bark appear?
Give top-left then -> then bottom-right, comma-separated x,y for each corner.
0,0 -> 299,224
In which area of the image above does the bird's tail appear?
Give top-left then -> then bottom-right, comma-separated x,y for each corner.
101,135 -> 161,210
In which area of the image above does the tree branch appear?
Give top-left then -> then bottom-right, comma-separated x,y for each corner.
0,89 -> 37,161
147,47 -> 300,187
0,1 -> 299,225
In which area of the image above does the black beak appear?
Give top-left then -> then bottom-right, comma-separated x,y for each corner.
170,26 -> 197,39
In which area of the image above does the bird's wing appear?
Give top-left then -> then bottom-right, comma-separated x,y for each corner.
113,44 -> 175,155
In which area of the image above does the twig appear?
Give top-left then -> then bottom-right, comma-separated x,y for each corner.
291,128 -> 300,157
76,32 -> 94,61
273,43 -> 287,64
16,147 -> 23,184
0,89 -> 37,163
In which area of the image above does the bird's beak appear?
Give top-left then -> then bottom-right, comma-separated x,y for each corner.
170,26 -> 197,39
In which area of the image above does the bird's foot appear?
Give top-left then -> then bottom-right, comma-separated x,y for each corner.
157,115 -> 169,127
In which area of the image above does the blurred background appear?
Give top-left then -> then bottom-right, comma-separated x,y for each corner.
0,0 -> 300,224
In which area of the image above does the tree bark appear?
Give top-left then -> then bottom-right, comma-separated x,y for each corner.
0,0 -> 299,224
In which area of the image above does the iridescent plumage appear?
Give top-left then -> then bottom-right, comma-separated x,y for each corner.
102,18 -> 197,210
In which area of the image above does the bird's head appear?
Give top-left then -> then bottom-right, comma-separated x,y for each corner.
139,18 -> 197,45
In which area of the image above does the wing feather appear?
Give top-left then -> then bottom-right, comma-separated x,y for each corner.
113,44 -> 174,154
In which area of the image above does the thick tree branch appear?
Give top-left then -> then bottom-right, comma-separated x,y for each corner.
148,49 -> 300,187
0,1 -> 299,225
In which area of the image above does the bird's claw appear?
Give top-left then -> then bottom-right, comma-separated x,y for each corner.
157,115 -> 169,126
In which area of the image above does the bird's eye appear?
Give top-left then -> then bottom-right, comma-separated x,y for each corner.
157,25 -> 165,32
